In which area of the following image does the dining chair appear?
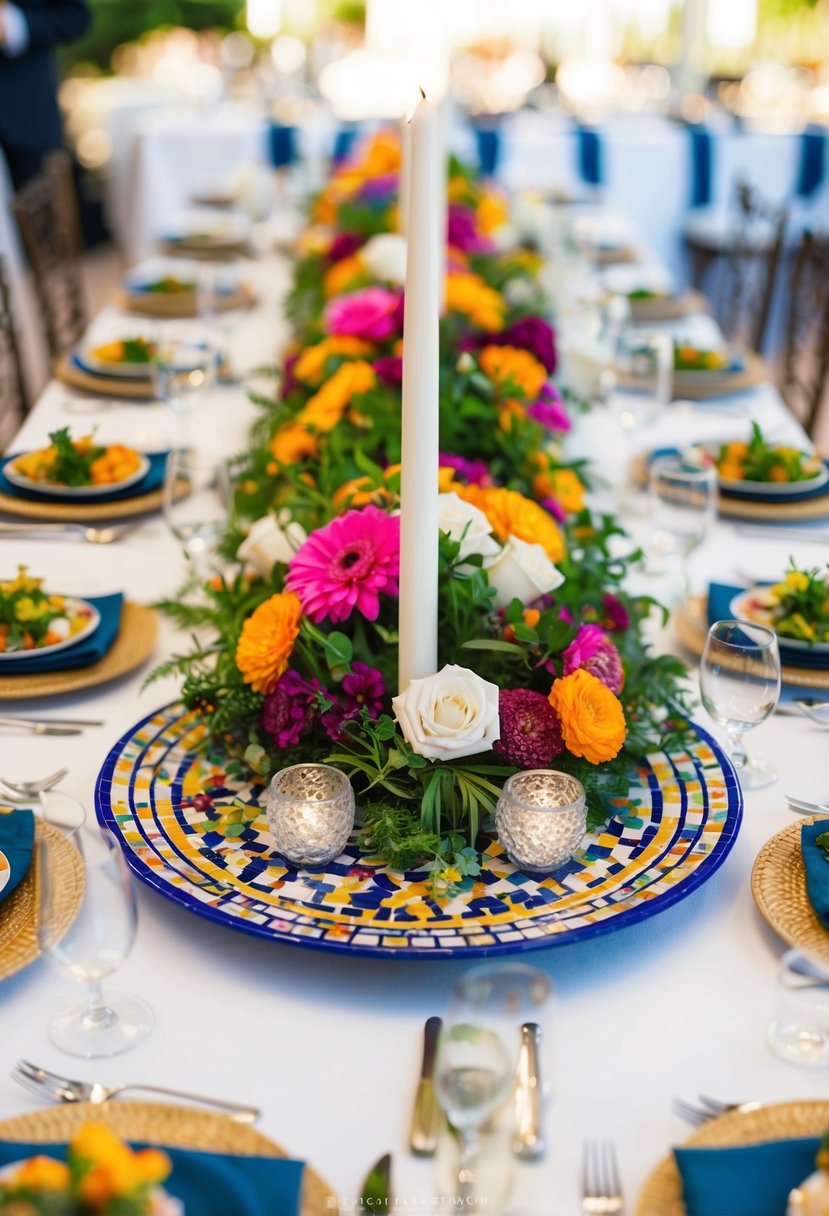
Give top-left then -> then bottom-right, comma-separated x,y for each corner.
683,178 -> 788,354
780,229 -> 829,439
11,149 -> 87,361
0,252 -> 30,441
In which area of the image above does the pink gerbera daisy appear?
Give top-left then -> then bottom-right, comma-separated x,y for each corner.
286,506 -> 400,624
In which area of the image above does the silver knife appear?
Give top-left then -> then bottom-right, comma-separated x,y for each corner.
513,1022 -> 544,1160
409,1016 -> 442,1157
0,716 -> 104,729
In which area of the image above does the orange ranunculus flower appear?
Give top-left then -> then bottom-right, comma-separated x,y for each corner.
498,399 -> 525,433
13,1156 -> 72,1191
270,424 -> 318,465
312,188 -> 336,226
359,130 -> 401,177
293,336 -> 374,386
445,272 -> 505,332
323,254 -> 365,298
236,593 -> 302,694
549,669 -> 627,764
298,359 -> 376,434
533,466 -> 586,515
479,345 -> 547,400
333,462 -> 401,509
457,485 -> 565,563
476,190 -> 508,234
438,466 -> 457,492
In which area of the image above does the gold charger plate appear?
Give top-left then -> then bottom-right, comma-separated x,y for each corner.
0,820 -> 84,981
675,595 -> 829,691
618,350 -> 766,400
628,290 -> 708,323
0,601 -> 157,701
0,478 -> 188,523
636,1100 -> 829,1216
592,244 -> 639,265
54,355 -> 157,401
0,1102 -> 335,1216
118,282 -> 257,319
158,239 -> 250,261
752,815 -> 829,965
630,453 -> 829,522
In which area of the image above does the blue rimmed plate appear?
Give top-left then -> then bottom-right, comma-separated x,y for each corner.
95,704 -> 742,959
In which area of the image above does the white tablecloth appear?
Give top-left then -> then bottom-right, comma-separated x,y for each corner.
0,150 -> 49,414
1,231 -> 828,1216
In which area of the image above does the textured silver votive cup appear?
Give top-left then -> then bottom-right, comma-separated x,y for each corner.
495,770 -> 586,873
265,763 -> 355,868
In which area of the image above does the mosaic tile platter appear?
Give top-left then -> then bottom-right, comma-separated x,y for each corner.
95,703 -> 743,959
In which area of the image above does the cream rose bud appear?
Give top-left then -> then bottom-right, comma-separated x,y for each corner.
485,536 -> 564,609
360,233 -> 408,285
438,492 -> 501,564
237,512 -> 307,577
393,664 -> 501,760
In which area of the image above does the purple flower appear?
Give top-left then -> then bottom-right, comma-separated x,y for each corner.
262,670 -> 320,749
439,452 -> 492,486
493,688 -> 565,768
373,355 -> 403,388
329,232 -> 364,263
447,204 -> 494,254
342,662 -> 386,717
359,174 -> 397,201
602,593 -> 631,633
281,351 -> 299,400
562,625 -> 606,677
528,382 -> 570,432
584,637 -> 625,695
541,496 -> 567,524
489,316 -> 557,373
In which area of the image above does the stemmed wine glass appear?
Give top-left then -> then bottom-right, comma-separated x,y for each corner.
151,328 -> 216,439
647,455 -> 718,595
163,449 -> 232,588
435,963 -> 552,1210
699,619 -> 781,788
38,818 -> 153,1057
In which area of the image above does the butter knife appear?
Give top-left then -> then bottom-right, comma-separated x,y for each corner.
409,1015 -> 442,1156
513,1021 -> 544,1160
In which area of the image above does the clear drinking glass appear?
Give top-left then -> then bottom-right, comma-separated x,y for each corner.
151,330 -> 216,436
647,455 -> 718,592
38,823 -> 153,1057
699,619 -> 781,788
436,963 -> 553,1212
163,450 -> 231,586
768,950 -> 829,1068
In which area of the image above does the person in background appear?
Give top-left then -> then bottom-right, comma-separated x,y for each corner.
0,0 -> 91,189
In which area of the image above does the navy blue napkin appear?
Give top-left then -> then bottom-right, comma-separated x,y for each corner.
0,593 -> 123,675
0,809 -> 34,905
332,122 -> 359,165
0,1139 -> 304,1216
708,581 -> 829,670
686,123 -> 714,208
796,125 -> 827,200
0,452 -> 168,505
648,448 -> 829,505
268,122 -> 298,169
802,818 -> 829,930
574,122 -> 603,187
674,1137 -> 820,1216
474,121 -> 502,177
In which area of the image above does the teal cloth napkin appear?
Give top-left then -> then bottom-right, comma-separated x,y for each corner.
0,809 -> 34,905
650,448 -> 829,505
802,819 -> 829,930
0,452 -> 168,505
708,582 -> 829,671
674,1137 -> 820,1216
0,1139 -> 304,1216
0,593 -> 123,675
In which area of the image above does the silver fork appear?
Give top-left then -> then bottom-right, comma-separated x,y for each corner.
673,1095 -> 762,1127
0,522 -> 140,544
794,701 -> 829,726
582,1140 -> 624,1214
0,769 -> 68,802
12,1061 -> 260,1124
785,794 -> 829,816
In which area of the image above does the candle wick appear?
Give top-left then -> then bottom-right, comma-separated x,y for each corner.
418,85 -> 426,100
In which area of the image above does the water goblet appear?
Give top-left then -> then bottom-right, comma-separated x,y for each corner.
699,619 -> 781,788
38,820 -> 153,1057
151,328 -> 216,439
768,950 -> 829,1068
163,449 -> 231,588
647,454 -> 718,595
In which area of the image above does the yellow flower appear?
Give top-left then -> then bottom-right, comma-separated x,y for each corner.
479,345 -> 547,400
14,595 -> 49,622
445,272 -> 505,332
236,593 -> 302,694
333,463 -> 401,509
293,336 -> 374,386
323,254 -> 365,298
298,359 -> 377,434
498,399 -> 525,433
12,1156 -> 71,1191
440,866 -> 462,884
476,190 -> 508,234
270,424 -> 319,466
1,566 -> 42,596
548,669 -> 627,764
533,466 -> 586,515
784,570 -> 811,594
457,485 -> 565,563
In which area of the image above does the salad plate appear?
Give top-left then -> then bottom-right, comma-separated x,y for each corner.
0,582 -> 99,663
729,587 -> 829,655
5,437 -> 150,499
693,428 -> 827,497
80,337 -> 156,380
0,852 -> 9,898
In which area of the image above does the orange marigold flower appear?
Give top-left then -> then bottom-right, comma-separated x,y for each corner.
293,336 -> 374,386
548,668 -> 627,764
476,191 -> 508,234
445,272 -> 505,332
498,399 -> 525,433
270,424 -> 319,465
360,130 -> 401,176
236,592 -> 302,694
457,485 -> 565,563
323,254 -> 365,298
298,359 -> 376,434
479,345 -> 547,399
533,466 -> 586,515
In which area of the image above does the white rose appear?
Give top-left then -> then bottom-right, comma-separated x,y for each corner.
360,233 -> 408,285
237,512 -> 307,578
485,536 -> 564,609
438,492 -> 501,564
393,664 -> 501,761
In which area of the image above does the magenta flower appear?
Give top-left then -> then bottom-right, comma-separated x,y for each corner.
373,355 -> 403,387
541,496 -> 567,524
490,316 -> 557,373
324,287 -> 402,342
286,505 -> 400,624
528,383 -> 570,432
342,661 -> 387,717
562,624 -> 606,676
493,688 -> 565,768
439,452 -> 492,486
359,174 -> 397,201
329,232 -> 364,263
281,351 -> 299,400
447,204 -> 493,254
602,593 -> 631,632
262,670 -> 320,749
584,637 -> 625,695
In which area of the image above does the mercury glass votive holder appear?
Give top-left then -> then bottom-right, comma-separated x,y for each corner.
264,763 -> 355,868
495,770 -> 586,874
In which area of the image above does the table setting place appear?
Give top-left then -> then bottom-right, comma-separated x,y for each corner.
3,113 -> 829,1216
